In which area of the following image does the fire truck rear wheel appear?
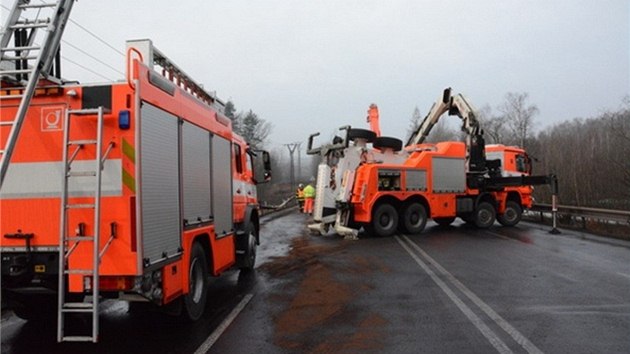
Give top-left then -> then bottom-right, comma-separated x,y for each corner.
497,201 -> 522,227
474,202 -> 496,228
182,242 -> 209,321
401,203 -> 427,234
372,203 -> 399,237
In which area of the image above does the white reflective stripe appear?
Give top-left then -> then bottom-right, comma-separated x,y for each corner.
232,178 -> 256,199
0,160 -> 123,199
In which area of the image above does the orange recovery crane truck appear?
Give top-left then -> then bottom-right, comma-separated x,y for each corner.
0,1 -> 271,343
307,88 -> 557,238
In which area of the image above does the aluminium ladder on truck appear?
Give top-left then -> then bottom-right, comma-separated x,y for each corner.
57,107 -> 114,342
0,0 -> 75,188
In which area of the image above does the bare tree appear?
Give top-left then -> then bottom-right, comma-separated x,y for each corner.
477,104 -> 507,144
498,92 -> 539,148
406,106 -> 422,141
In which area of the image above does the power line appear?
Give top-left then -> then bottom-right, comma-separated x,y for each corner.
63,56 -> 115,81
67,19 -> 124,57
61,40 -> 124,76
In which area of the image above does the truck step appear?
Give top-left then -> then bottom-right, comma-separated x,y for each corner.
64,269 -> 93,275
65,204 -> 95,209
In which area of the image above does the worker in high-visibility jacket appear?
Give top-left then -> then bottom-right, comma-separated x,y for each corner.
303,183 -> 316,215
296,184 -> 305,212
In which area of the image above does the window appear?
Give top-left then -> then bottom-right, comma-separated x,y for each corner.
234,143 -> 243,173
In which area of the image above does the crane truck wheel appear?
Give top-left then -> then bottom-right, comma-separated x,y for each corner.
372,203 -> 399,237
434,217 -> 456,227
373,136 -> 403,152
497,201 -> 522,227
348,128 -> 377,142
182,242 -> 209,321
400,203 -> 427,234
474,202 -> 496,228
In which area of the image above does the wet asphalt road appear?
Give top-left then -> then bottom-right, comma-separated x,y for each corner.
2,210 -> 630,353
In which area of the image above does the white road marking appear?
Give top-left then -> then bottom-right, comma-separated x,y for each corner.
394,236 -> 514,354
400,235 -> 544,354
194,293 -> 254,354
617,272 -> 630,280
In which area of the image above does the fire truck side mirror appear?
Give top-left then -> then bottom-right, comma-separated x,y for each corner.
251,150 -> 272,184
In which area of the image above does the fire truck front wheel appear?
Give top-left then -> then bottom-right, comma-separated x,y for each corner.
371,203 -> 399,237
474,202 -> 496,228
238,223 -> 257,271
182,242 -> 209,321
497,201 -> 522,227
401,203 -> 427,234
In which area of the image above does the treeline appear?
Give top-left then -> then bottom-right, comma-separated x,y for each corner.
529,104 -> 630,210
224,100 -> 272,149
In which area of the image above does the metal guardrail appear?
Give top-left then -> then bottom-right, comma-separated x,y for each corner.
529,203 -> 630,225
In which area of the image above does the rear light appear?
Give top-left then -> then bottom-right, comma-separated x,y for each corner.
84,276 -> 137,291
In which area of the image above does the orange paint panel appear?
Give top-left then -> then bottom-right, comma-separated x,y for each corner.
162,261 -> 184,304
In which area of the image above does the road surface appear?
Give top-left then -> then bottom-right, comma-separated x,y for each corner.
2,209 -> 629,353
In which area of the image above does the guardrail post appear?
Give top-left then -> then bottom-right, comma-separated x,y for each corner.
549,175 -> 560,234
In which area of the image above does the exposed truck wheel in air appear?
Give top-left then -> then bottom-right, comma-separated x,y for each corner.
497,201 -> 523,227
373,136 -> 403,152
348,128 -> 377,142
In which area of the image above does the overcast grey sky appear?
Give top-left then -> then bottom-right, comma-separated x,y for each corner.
5,0 -> 628,150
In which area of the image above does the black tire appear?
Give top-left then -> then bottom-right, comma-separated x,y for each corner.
400,203 -> 427,235
348,128 -> 377,143
474,202 -> 496,228
371,203 -> 399,237
182,242 -> 208,321
238,223 -> 258,271
373,136 -> 403,152
11,295 -> 56,320
497,201 -> 523,227
434,217 -> 455,227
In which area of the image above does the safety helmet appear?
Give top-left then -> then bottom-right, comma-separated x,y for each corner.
298,183 -> 304,188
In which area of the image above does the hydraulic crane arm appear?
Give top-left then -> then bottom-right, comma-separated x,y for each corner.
405,87 -> 481,147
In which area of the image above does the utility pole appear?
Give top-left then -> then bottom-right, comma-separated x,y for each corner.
284,142 -> 300,193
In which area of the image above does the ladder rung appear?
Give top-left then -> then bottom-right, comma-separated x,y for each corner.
67,171 -> 97,177
61,336 -> 95,342
64,269 -> 94,275
0,95 -> 23,100
0,69 -> 32,75
66,203 -> 95,209
61,308 -> 94,313
0,121 -> 15,126
2,55 -> 39,61
11,21 -> 50,29
19,3 -> 57,9
68,108 -> 111,115
63,302 -> 95,309
66,236 -> 94,242
1,46 -> 41,52
68,139 -> 97,145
